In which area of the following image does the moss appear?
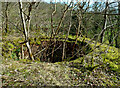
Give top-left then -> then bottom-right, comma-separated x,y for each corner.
2,56 -> 120,86
36,40 -> 41,44
19,59 -> 32,63
70,57 -> 83,63
83,37 -> 120,73
104,59 -> 118,71
2,35 -> 120,86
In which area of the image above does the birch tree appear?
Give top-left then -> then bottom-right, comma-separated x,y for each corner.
100,1 -> 108,43
19,1 -> 34,60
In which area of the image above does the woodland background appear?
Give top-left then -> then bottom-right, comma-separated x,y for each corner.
1,0 -> 120,86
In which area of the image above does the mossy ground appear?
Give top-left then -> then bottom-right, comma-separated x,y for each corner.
2,58 -> 120,86
2,35 -> 120,86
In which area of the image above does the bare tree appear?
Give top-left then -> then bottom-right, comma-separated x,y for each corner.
100,1 -> 108,43
50,2 -> 72,62
19,1 -> 34,60
5,2 -> 9,33
62,2 -> 73,60
50,0 -> 56,37
115,1 -> 120,48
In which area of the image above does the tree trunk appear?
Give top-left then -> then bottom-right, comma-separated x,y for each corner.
5,2 -> 8,33
27,3 -> 34,38
115,1 -> 120,48
50,0 -> 56,37
100,1 -> 108,43
19,1 -> 34,60
62,9 -> 72,60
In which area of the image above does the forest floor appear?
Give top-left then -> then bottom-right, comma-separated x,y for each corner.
1,58 -> 120,86
1,35 -> 120,86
